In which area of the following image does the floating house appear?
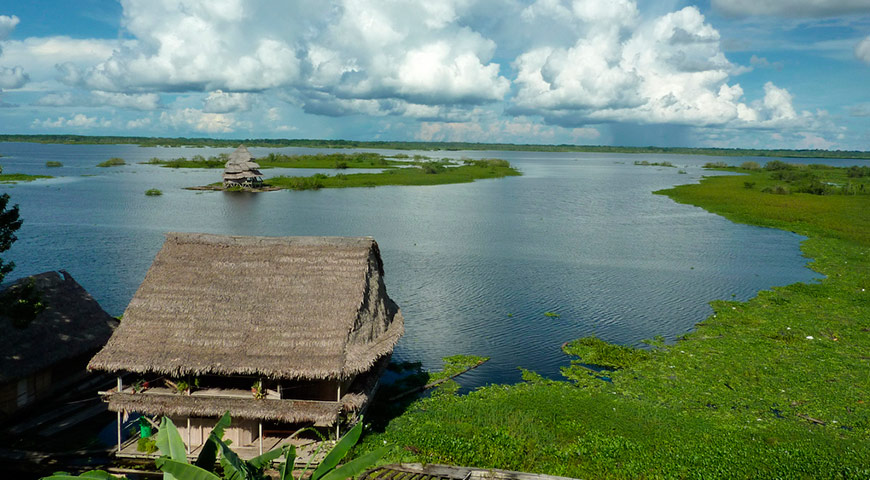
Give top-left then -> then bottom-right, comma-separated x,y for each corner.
88,233 -> 403,457
0,271 -> 117,418
222,145 -> 264,188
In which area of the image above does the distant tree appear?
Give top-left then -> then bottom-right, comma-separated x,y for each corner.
0,193 -> 22,285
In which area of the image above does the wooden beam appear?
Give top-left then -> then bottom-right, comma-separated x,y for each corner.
116,377 -> 122,454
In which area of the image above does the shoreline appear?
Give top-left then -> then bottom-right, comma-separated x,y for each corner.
361,164 -> 870,478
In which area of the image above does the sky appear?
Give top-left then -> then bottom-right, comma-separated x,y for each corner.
0,0 -> 868,149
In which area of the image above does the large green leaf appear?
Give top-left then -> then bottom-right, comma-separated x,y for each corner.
318,447 -> 387,480
216,435 -> 251,480
310,421 -> 363,480
277,445 -> 297,480
40,472 -> 125,480
247,445 -> 284,469
194,411 -> 232,471
156,416 -> 189,463
155,458 -> 221,480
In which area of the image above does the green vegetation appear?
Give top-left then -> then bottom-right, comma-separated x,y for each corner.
259,152 -> 409,169
144,188 -> 163,196
359,163 -> 870,479
0,173 -> 52,183
45,161 -> 63,167
634,160 -> 675,167
705,161 -> 870,198
267,158 -> 519,190
96,157 -> 125,167
4,134 -> 869,159
0,193 -> 22,285
142,154 -> 227,168
42,413 -> 384,480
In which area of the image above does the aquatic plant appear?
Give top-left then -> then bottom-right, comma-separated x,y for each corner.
145,188 -> 163,196
97,157 -> 126,167
45,161 -> 63,167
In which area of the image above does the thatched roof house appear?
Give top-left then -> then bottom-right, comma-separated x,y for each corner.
223,145 -> 263,187
88,233 -> 403,453
1,271 -> 116,417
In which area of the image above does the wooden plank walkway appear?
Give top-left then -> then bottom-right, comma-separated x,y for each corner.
360,464 -> 580,480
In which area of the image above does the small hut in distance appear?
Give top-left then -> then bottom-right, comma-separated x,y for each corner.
223,145 -> 263,188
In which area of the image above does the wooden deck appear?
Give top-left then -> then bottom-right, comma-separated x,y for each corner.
359,464 -> 580,480
116,433 -> 330,465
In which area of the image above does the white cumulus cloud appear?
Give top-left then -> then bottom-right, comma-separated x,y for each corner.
0,15 -> 30,90
32,113 -> 111,129
712,0 -> 870,17
0,66 -> 28,89
35,91 -> 160,110
856,36 -> 870,64
160,108 -> 235,133
203,90 -> 253,113
512,3 -> 807,130
0,15 -> 19,43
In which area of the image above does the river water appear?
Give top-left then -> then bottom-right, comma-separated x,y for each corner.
1,143 -> 833,388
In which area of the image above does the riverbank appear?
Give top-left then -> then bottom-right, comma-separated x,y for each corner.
360,165 -> 870,479
3,134 -> 869,159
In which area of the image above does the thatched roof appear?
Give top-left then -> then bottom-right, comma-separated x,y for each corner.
105,392 -> 342,426
88,233 -> 404,381
223,145 -> 262,179
1,271 -> 117,384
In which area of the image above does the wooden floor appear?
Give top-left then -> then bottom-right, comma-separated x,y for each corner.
116,434 -> 330,465
360,464 -> 580,480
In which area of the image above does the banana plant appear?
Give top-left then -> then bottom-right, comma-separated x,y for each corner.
41,413 -> 384,480
154,412 -> 386,480
40,472 -> 125,480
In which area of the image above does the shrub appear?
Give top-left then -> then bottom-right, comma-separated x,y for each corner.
702,161 -> 729,168
744,181 -> 755,189
97,157 -> 126,167
421,163 -> 447,174
740,161 -> 760,170
762,185 -> 790,195
847,165 -> 870,178
334,161 -> 348,169
145,188 -> 163,196
763,160 -> 793,171
45,161 -> 63,167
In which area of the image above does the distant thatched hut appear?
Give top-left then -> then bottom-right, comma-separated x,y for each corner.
88,233 -> 403,456
223,145 -> 263,188
1,271 -> 116,418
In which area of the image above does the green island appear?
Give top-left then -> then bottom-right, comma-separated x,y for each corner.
358,162 -> 870,479
0,173 -> 52,184
170,153 -> 520,191
2,134 -> 869,159
144,151 -> 413,169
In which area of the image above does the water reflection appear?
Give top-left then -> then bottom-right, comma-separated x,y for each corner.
1,143 -> 826,388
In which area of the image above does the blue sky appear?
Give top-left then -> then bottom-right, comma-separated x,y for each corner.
0,0 -> 868,149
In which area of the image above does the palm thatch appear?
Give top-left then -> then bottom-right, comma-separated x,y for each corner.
88,233 -> 404,381
223,145 -> 263,186
106,392 -> 342,426
1,271 -> 117,384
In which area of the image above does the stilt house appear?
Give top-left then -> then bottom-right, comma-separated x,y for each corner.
1,271 -> 117,418
87,233 -> 403,457
223,145 -> 263,188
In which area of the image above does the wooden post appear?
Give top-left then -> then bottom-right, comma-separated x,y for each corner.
116,377 -> 122,454
187,418 -> 192,455
259,422 -> 263,455
335,384 -> 341,439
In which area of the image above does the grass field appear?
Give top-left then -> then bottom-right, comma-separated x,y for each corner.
359,164 -> 870,479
